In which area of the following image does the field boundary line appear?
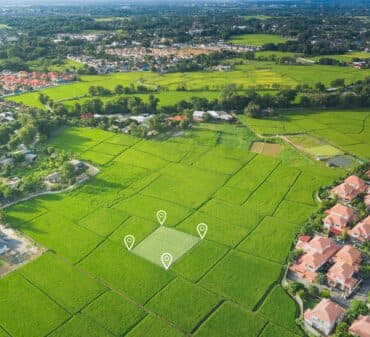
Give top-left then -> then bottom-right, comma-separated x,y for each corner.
270,169 -> 303,217
20,274 -> 73,315
195,247 -> 231,284
190,299 -> 225,335
0,323 -> 13,337
241,160 -> 281,206
143,277 -> 178,306
255,320 -> 270,337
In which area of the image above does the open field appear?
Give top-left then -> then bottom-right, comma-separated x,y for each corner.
241,109 -> 370,160
6,61 -> 370,109
0,121 -> 349,336
228,34 -> 288,45
310,51 -> 370,62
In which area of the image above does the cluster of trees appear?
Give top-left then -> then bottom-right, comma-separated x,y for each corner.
88,84 -> 156,97
0,110 -> 61,152
37,76 -> 370,126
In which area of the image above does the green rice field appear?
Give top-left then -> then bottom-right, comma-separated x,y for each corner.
228,34 -> 288,45
0,120 -> 349,337
6,61 -> 370,109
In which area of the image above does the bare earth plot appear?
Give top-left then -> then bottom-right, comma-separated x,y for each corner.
0,125 -> 346,337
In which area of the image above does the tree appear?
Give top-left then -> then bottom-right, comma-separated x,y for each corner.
307,285 -> 319,297
347,300 -> 369,321
288,249 -> 303,263
0,126 -> 12,145
330,78 -> 345,88
61,162 -> 75,182
114,84 -> 124,95
332,322 -> 351,337
38,93 -> 49,105
287,281 -> 304,295
0,210 -> 6,224
18,124 -> 37,145
244,101 -> 261,118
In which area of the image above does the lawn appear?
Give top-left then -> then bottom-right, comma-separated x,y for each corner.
0,124 -> 353,336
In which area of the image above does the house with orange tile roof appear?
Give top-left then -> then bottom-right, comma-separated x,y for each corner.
331,175 -> 367,202
333,245 -> 362,265
326,261 -> 360,296
304,299 -> 345,336
349,315 -> 370,337
326,245 -> 362,296
323,203 -> 357,235
289,235 -> 340,282
348,215 -> 370,244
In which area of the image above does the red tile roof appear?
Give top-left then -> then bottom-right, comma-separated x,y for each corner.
349,315 -> 370,337
304,299 -> 345,325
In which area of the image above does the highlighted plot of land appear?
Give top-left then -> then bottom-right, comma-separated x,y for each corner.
132,226 -> 200,268
250,141 -> 282,156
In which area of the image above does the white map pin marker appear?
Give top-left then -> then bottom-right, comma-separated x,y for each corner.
124,235 -> 135,251
156,210 -> 167,226
161,252 -> 173,270
197,223 -> 208,239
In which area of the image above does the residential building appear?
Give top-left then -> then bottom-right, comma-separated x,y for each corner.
289,235 -> 340,282
331,175 -> 367,202
47,172 -> 61,184
304,299 -> 345,336
348,215 -> 370,244
323,203 -> 357,235
326,246 -> 362,296
349,315 -> 370,337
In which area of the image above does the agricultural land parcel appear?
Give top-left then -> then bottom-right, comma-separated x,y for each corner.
0,118 -> 351,337
242,109 -> 370,160
6,61 -> 370,109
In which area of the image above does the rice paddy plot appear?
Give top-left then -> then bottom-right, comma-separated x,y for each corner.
132,226 -> 199,268
200,198 -> 263,231
20,252 -> 106,314
0,274 -> 70,337
260,323 -> 302,337
172,240 -> 228,282
199,250 -> 281,309
194,302 -> 267,337
48,313 -> 114,337
78,240 -> 173,303
258,286 -> 302,335
237,216 -> 299,264
176,210 -> 249,247
125,315 -> 185,337
82,291 -> 146,336
113,194 -> 192,227
146,278 -> 221,333
228,34 -> 288,45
